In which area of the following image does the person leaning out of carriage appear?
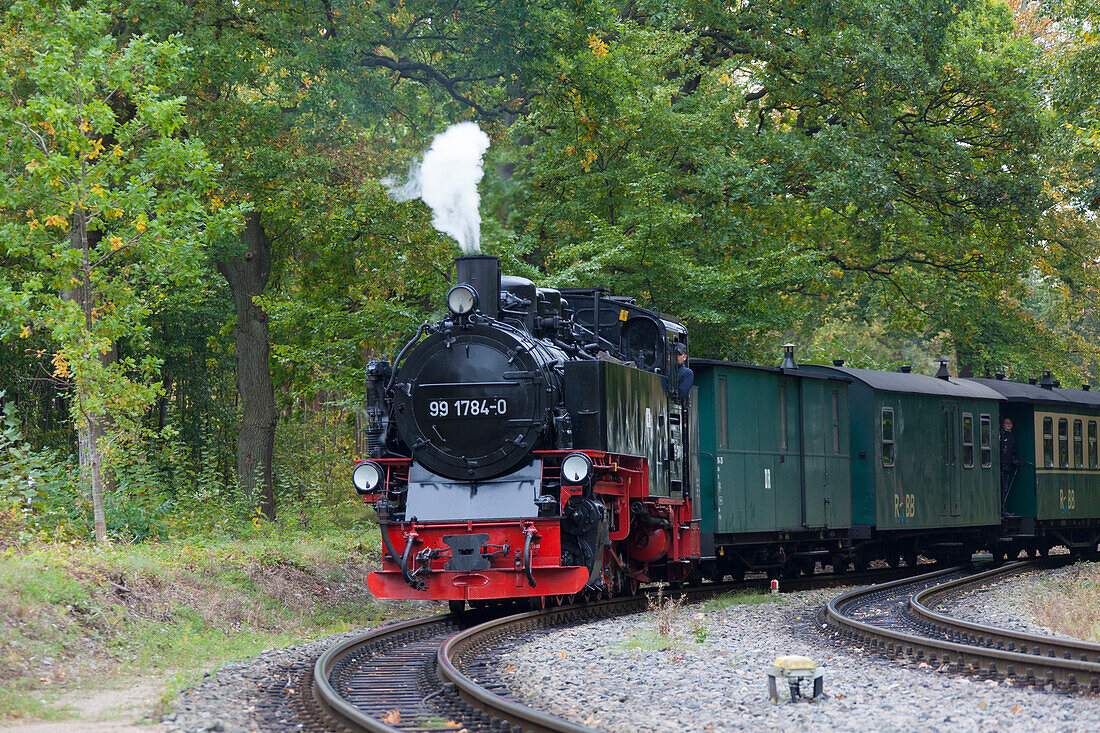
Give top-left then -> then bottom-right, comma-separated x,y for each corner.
1000,417 -> 1021,513
674,342 -> 694,400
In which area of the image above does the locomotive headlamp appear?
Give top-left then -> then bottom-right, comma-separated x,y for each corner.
446,284 -> 478,316
561,452 -> 594,485
352,460 -> 384,494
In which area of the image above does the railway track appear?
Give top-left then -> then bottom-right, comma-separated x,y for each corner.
305,564 -> 940,732
826,555 -> 1100,691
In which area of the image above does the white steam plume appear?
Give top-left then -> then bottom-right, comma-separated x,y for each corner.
384,122 -> 491,254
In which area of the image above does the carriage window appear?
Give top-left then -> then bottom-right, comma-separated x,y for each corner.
980,414 -> 992,468
1043,417 -> 1054,468
718,377 -> 729,449
779,383 -> 787,452
881,407 -> 895,467
1090,421 -> 1097,470
1074,419 -> 1084,468
831,390 -> 840,453
1059,418 -> 1069,468
962,414 -> 974,468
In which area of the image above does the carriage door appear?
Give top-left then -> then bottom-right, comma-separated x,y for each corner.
942,403 -> 961,517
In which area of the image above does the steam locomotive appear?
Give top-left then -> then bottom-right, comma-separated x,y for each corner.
357,255 -> 698,608
355,256 -> 1100,609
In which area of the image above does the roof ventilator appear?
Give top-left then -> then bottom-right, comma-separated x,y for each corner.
781,343 -> 798,371
935,359 -> 950,380
898,364 -> 912,373
1040,370 -> 1054,390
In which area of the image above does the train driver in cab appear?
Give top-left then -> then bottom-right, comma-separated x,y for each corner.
674,342 -> 694,400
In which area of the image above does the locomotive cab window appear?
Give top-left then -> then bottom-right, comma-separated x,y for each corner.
1090,421 -> 1097,470
1043,417 -> 1054,468
980,414 -> 992,468
881,407 -> 895,467
1059,418 -> 1069,468
1074,419 -> 1084,469
962,413 -> 974,468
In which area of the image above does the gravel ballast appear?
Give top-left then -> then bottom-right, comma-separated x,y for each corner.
161,571 -> 1100,732
491,585 -> 1100,732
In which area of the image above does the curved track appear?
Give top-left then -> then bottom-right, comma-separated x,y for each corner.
826,556 -> 1100,690
308,564 -> 939,732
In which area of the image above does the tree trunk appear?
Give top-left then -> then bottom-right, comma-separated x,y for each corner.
65,210 -> 109,543
216,213 -> 277,520
76,412 -> 108,543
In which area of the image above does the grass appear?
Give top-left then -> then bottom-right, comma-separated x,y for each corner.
701,589 -> 785,612
1025,560 -> 1100,642
617,628 -> 682,652
0,525 -> 427,723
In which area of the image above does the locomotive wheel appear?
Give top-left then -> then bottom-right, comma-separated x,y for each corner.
448,600 -> 466,614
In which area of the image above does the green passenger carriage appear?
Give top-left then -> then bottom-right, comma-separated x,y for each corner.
803,364 -> 1003,563
970,374 -> 1100,554
691,359 -> 852,577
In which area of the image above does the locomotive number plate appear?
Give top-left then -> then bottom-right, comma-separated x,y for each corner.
427,398 -> 509,418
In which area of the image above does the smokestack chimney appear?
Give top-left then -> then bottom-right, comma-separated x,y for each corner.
455,255 -> 500,319
935,359 -> 950,380
898,365 -> 912,373
833,359 -> 845,367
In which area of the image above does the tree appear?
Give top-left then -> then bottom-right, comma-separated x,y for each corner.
119,0 -> 603,518
497,0 -> 1052,371
0,0 -> 237,541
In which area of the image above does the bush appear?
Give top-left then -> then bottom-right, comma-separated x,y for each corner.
0,393 -> 82,543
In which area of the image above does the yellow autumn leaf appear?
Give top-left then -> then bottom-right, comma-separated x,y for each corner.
20,325 -> 32,339
45,214 -> 68,228
52,352 -> 71,379
134,215 -> 147,233
109,236 -> 123,250
587,34 -> 608,57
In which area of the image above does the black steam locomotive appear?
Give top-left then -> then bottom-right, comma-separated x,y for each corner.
356,255 -> 700,607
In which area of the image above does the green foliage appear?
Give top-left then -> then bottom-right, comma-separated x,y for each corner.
0,393 -> 84,539
495,0 -> 1062,371
0,0 -> 244,539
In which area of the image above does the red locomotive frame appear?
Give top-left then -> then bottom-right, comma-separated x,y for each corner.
364,450 -> 701,604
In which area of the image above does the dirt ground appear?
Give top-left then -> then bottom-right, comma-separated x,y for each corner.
0,679 -> 165,732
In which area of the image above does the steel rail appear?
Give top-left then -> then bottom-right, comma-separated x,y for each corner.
311,563 -> 951,732
312,613 -> 458,732
827,559 -> 1100,690
437,597 -> 648,733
